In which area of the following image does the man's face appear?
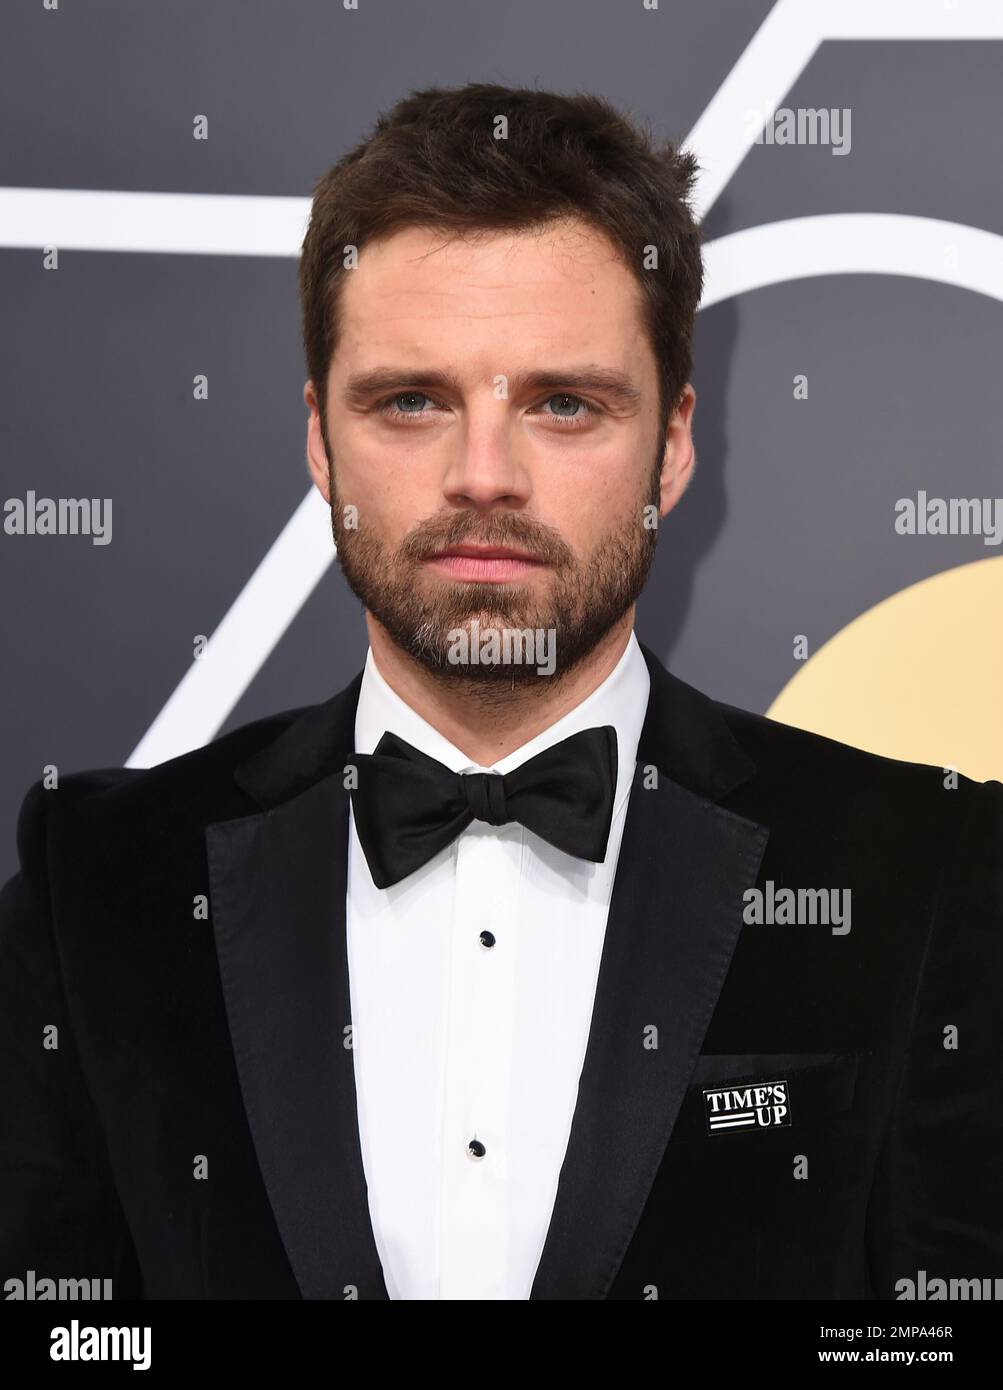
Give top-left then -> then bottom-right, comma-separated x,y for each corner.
305,217 -> 695,684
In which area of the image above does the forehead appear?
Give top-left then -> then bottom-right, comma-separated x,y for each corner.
332,217 -> 652,376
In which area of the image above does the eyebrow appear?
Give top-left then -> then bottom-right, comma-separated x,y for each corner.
342,366 -> 643,411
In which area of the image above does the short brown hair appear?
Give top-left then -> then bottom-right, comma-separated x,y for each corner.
299,82 -> 704,435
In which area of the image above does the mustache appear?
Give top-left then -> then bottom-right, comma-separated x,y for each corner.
398,511 -> 574,567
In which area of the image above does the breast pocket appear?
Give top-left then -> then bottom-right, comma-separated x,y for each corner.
641,1052 -> 869,1299
675,1051 -> 862,1141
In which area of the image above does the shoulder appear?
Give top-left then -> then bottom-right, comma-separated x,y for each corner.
717,694 -> 993,789
711,695 -> 1003,850
11,703 -> 314,865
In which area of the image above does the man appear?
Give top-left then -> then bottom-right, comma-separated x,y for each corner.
2,83 -> 1001,1302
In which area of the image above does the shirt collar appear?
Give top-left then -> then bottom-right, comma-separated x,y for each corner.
354,629 -> 651,816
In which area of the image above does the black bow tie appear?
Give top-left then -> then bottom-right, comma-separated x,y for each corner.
349,726 -> 618,889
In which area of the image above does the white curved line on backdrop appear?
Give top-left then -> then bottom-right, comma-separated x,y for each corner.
702,214 -> 1003,308
686,0 -> 1003,220
124,212 -> 1003,766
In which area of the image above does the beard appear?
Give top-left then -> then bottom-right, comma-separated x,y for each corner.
328,453 -> 662,689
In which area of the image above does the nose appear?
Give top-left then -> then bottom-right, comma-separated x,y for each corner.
441,396 -> 530,512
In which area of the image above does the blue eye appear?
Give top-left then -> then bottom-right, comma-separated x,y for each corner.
538,393 -> 596,424
380,391 -> 435,418
375,390 -> 599,426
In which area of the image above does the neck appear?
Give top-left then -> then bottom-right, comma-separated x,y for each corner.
365,610 -> 635,766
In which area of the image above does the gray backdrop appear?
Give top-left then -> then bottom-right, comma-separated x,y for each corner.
2,0 -> 1001,879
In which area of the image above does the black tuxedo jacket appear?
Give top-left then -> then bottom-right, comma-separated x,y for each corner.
2,642 -> 1002,1300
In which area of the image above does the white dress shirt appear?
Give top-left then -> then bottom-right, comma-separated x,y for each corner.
345,629 -> 650,1299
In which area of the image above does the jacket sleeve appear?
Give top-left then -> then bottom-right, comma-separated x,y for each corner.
866,774 -> 1003,1298
0,780 -> 143,1298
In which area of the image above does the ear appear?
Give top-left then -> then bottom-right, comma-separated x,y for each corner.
658,384 -> 697,518
304,380 -> 332,503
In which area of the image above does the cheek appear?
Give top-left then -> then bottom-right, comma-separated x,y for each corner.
337,442 -> 433,541
537,444 -> 643,535
334,428 -> 405,492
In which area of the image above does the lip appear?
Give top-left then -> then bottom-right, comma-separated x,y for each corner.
424,544 -> 547,583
